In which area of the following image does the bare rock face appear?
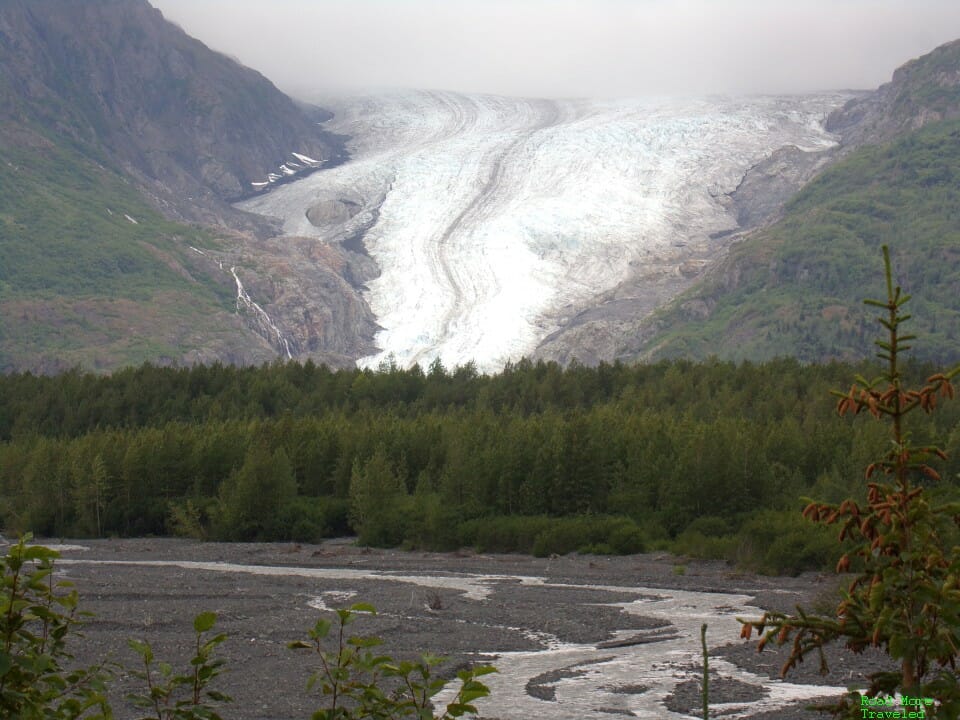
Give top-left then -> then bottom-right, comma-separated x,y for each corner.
217,236 -> 380,368
826,38 -> 960,148
0,0 -> 375,372
306,190 -> 365,228
532,245 -> 729,366
727,144 -> 838,229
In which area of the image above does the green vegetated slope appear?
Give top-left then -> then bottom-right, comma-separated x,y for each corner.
0,136 -> 248,372
826,38 -> 960,145
888,42 -> 960,118
643,118 -> 960,364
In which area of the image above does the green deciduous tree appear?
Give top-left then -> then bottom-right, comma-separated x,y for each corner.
215,444 -> 297,540
72,454 -> 110,537
349,445 -> 408,545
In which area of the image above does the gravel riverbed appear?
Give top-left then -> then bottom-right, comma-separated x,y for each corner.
25,538 -> 889,719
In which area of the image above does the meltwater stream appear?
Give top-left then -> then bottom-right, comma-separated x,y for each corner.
57,556 -> 846,719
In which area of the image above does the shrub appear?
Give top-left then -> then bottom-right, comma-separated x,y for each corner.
280,497 -> 351,543
734,509 -> 840,575
0,536 -> 112,719
531,516 -> 647,557
127,611 -> 231,720
684,516 -> 731,537
403,493 -> 462,551
458,515 -> 555,553
457,515 -> 647,556
672,530 -> 736,562
289,603 -> 496,719
608,522 -> 647,554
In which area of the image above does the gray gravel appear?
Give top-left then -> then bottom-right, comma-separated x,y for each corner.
26,538 -> 886,719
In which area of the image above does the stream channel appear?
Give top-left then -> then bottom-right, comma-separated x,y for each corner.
29,539 -> 862,719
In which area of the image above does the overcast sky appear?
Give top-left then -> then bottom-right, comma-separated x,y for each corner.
150,0 -> 960,99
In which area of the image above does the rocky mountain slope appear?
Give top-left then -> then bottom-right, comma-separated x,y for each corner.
620,39 -> 960,365
3,1 -> 957,373
0,0 -> 345,227
0,0 -> 375,372
825,38 -> 960,149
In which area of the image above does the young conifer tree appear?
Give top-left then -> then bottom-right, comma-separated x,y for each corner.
740,246 -> 960,718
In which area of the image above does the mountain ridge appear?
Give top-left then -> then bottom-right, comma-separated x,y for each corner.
0,0 -> 376,373
622,38 -> 960,365
2,2 -> 958,373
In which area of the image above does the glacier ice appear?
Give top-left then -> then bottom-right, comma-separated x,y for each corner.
238,90 -> 847,372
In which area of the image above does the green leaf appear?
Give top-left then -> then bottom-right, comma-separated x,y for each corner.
311,618 -> 332,639
193,611 -> 217,633
22,545 -> 60,562
348,602 -> 377,615
458,688 -> 489,704
445,702 -> 478,717
127,639 -> 154,664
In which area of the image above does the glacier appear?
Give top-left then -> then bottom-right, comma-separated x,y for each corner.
238,90 -> 847,373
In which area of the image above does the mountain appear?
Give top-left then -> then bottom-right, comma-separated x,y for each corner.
825,38 -> 960,149
622,39 -> 960,365
4,3 -> 957,374
0,0 -> 375,373
0,0 -> 345,226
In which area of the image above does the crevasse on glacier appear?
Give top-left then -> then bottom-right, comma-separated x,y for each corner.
239,90 -> 846,373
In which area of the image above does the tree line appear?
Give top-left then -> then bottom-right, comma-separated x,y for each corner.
1,357 -> 958,573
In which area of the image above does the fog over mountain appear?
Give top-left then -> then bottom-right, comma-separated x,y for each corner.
2,0 -> 958,375
143,1 -> 960,372
151,0 -> 960,98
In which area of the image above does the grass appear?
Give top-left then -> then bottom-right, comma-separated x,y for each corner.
0,139 -> 227,300
0,132 -> 255,371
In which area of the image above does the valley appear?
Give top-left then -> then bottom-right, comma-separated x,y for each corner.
240,91 -> 847,373
2,4 -> 960,718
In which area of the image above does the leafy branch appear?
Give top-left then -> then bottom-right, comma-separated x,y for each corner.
127,611 -> 231,720
289,602 -> 496,719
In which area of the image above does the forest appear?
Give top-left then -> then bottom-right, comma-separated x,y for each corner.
2,356 -> 959,574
